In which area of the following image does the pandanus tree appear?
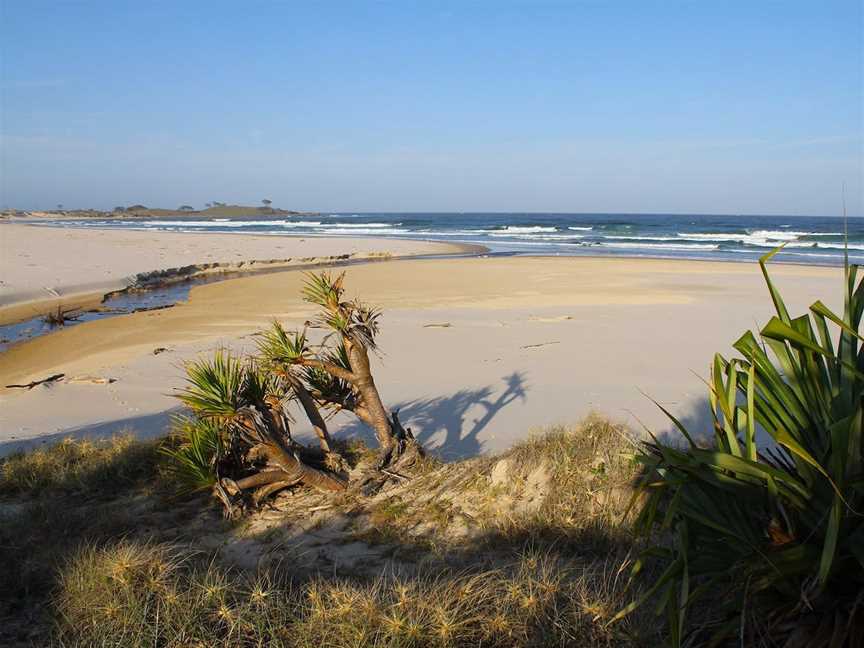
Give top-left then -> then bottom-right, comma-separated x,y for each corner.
617,249 -> 864,647
163,271 -> 422,516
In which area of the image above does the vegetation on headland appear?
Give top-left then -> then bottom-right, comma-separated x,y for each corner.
1,203 -> 314,219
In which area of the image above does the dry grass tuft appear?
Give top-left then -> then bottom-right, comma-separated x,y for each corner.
0,433 -> 162,496
488,416 -> 641,545
352,416 -> 642,556
2,418 -> 662,646
54,540 -> 653,647
0,434 -> 183,645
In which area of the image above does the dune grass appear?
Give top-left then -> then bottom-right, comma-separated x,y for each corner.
0,419 -> 661,647
494,417 -> 640,544
0,434 -> 178,645
0,432 -> 163,496
54,540 -> 649,647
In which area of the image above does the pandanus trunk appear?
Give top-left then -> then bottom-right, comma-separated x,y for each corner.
233,470 -> 293,491
236,408 -> 346,493
254,442 -> 345,492
290,377 -> 333,454
343,336 -> 396,457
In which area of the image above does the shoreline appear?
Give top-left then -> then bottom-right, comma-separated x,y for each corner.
0,222 -> 482,325
0,243 -> 844,329
13,215 -> 859,270
0,254 -> 841,457
0,248 -> 488,328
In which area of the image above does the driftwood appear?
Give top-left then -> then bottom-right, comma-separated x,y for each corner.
133,304 -> 175,314
43,306 -> 80,327
520,341 -> 561,350
6,373 -> 65,390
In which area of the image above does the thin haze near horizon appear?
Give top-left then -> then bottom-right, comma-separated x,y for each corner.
1,1 -> 862,216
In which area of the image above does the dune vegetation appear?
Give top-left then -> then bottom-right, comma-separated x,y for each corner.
1,255 -> 861,647
620,251 -> 864,647
164,271 -> 426,518
0,418 -> 658,647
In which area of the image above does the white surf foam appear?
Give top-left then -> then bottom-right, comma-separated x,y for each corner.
495,226 -> 558,234
601,242 -> 719,251
320,222 -> 401,229
318,228 -> 411,236
683,230 -> 844,246
488,232 -> 583,240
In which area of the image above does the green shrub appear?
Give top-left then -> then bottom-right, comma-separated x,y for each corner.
621,251 -> 864,646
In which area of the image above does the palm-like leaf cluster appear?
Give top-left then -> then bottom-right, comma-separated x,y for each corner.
623,251 -> 864,646
302,270 -> 381,349
301,270 -> 344,310
160,416 -> 224,494
177,351 -> 283,422
170,351 -> 289,489
256,321 -> 356,413
256,322 -> 310,367
177,351 -> 247,421
301,344 -> 355,411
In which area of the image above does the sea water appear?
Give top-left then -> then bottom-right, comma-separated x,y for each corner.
31,212 -> 864,266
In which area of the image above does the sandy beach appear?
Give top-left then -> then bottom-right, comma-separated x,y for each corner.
0,222 -> 470,323
0,227 -> 842,457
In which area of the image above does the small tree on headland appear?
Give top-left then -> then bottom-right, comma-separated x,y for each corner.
56,204 -> 63,211
163,271 -> 423,516
262,199 -> 272,207
179,205 -> 195,211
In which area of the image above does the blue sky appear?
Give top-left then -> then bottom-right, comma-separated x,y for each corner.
1,1 -> 861,215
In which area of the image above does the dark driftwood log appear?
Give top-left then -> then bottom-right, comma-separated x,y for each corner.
6,373 -> 65,390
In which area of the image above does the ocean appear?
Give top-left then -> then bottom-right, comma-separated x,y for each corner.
36,213 -> 864,266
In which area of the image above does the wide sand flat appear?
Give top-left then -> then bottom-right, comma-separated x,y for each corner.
0,222 -> 465,319
0,254 -> 841,457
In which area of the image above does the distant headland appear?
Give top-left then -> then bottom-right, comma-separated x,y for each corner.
1,202 -> 317,219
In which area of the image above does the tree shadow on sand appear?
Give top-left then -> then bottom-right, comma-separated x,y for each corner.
336,371 -> 529,460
